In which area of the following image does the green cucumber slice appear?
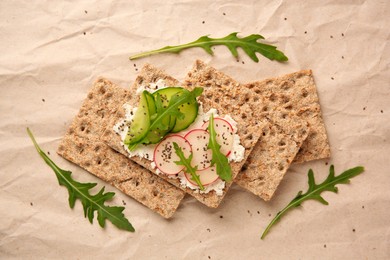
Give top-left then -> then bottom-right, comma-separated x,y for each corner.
124,91 -> 151,146
143,116 -> 176,144
171,98 -> 198,132
153,87 -> 182,107
144,91 -> 156,117
153,87 -> 199,133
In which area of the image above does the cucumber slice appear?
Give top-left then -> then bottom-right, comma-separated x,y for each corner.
138,91 -> 175,144
153,87 -> 199,133
144,91 -> 156,117
143,116 -> 176,144
152,87 -> 183,107
124,91 -> 151,146
172,98 -> 198,132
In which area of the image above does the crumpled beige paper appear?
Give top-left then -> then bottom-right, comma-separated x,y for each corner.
1,0 -> 389,259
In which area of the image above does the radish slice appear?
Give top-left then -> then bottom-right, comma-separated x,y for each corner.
184,165 -> 219,187
184,129 -> 212,170
202,118 -> 234,156
153,134 -> 191,175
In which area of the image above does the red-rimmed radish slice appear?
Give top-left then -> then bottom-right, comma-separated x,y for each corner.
184,165 -> 219,187
153,135 -> 191,175
202,118 -> 234,156
184,129 -> 212,170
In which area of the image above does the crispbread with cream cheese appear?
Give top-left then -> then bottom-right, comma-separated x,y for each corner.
101,64 -> 263,208
57,78 -> 185,218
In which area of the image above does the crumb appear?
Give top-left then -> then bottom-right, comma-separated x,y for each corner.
135,68 -> 138,71
208,256 -> 211,259
381,110 -> 383,113
325,162 -> 328,165
363,107 -> 366,111
331,77 -> 334,80
268,213 -> 271,217
353,229 -> 356,232
133,64 -> 136,67
242,61 -> 245,64
122,200 -> 126,205
341,33 -> 344,37
84,10 -> 88,14
284,17 -> 287,20
47,151 -> 50,155
202,21 -> 205,24
30,202 -> 33,206
257,211 -> 260,214
362,205 -> 365,209
83,32 -> 86,35
330,35 -> 333,38
219,215 -> 223,219
304,31 -> 307,34
207,228 -> 210,232
324,244 -> 327,248
42,98 -> 45,102
223,12 -> 226,15
236,59 -> 239,62
342,56 -> 344,59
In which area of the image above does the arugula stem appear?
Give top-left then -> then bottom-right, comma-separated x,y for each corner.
130,41 -> 202,60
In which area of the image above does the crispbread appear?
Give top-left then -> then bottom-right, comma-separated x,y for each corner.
102,64 -> 263,208
235,109 -> 309,200
184,60 -> 310,201
57,78 -> 185,218
243,70 -> 330,163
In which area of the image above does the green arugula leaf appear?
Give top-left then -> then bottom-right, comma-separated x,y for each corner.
172,142 -> 205,190
207,114 -> 232,182
261,165 -> 364,239
27,128 -> 135,232
130,32 -> 288,62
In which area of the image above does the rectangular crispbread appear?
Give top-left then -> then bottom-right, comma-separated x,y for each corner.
184,60 -> 310,201
102,64 -> 263,208
235,109 -> 309,200
57,78 -> 185,218
243,70 -> 330,163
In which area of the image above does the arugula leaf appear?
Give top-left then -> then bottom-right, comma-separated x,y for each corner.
261,165 -> 364,239
27,128 -> 135,232
172,142 -> 205,190
207,114 -> 232,182
130,32 -> 288,62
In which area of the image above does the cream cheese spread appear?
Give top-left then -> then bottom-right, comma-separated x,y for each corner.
113,82 -> 245,195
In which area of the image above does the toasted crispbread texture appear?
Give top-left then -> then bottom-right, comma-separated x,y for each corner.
185,60 -> 310,201
244,70 -> 330,163
57,78 -> 185,218
235,109 -> 309,200
102,64 -> 263,208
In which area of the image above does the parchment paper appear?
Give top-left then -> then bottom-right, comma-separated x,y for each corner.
1,0 -> 389,259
